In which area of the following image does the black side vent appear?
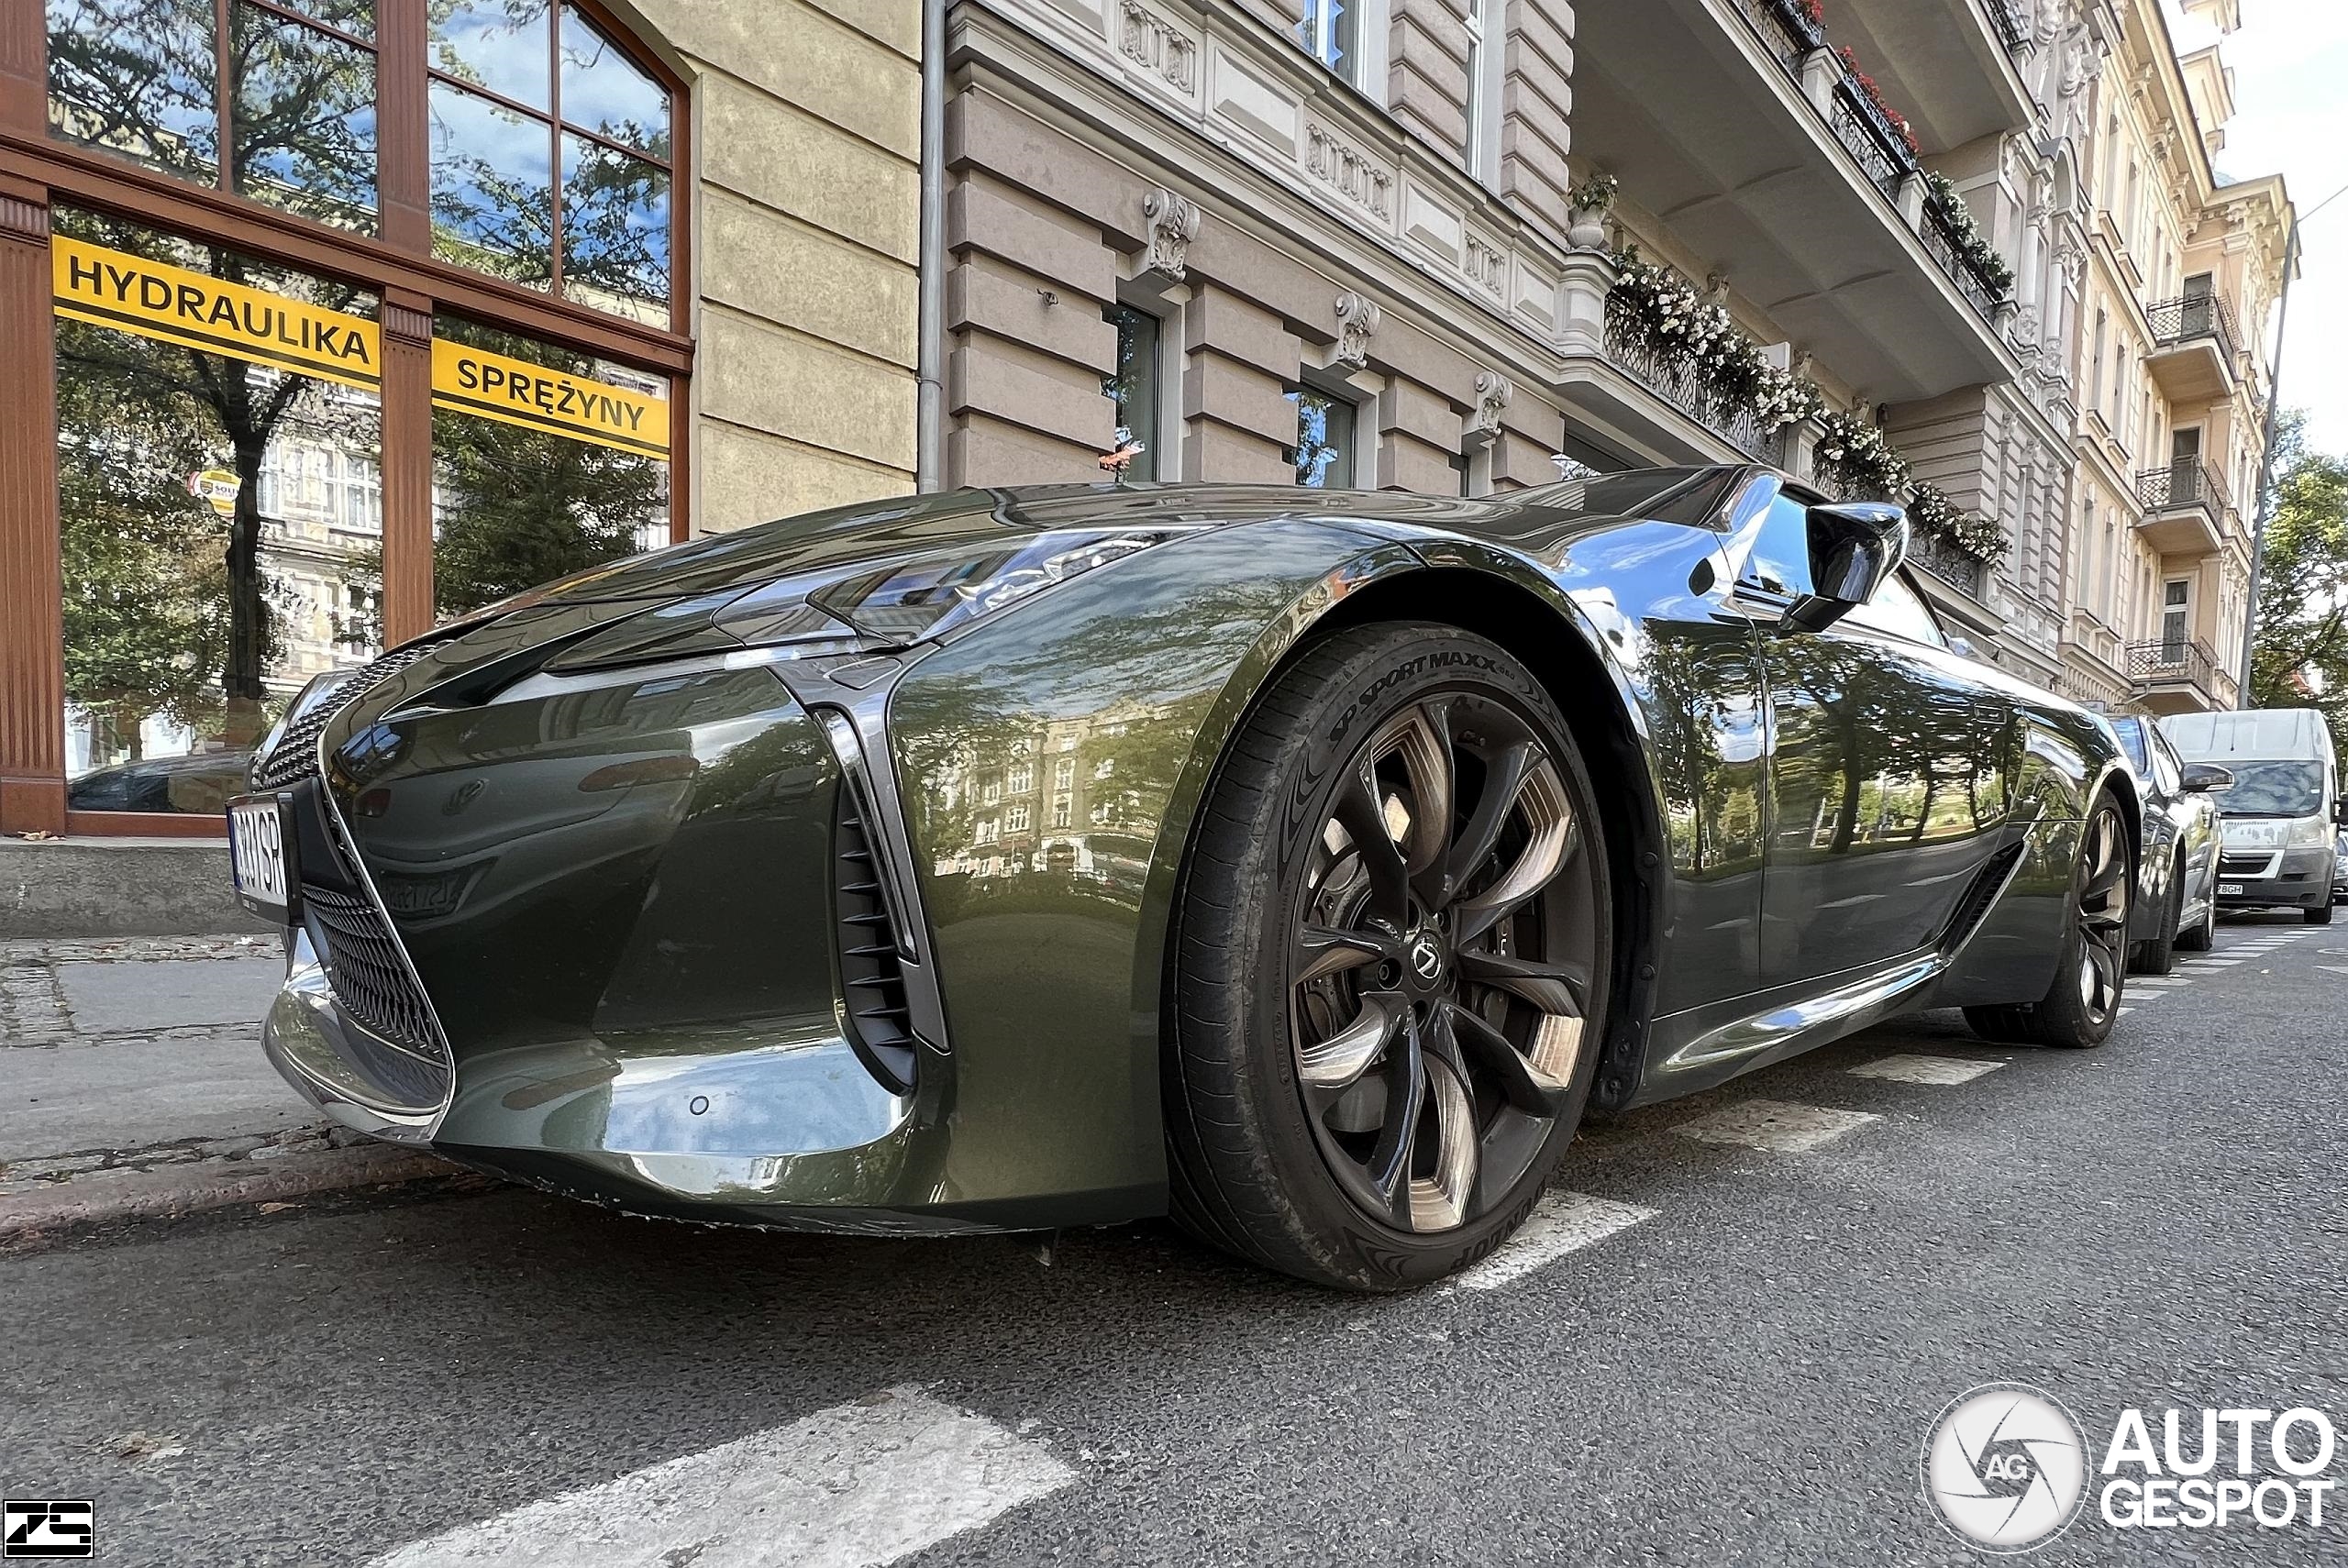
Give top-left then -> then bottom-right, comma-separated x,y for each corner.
1939,843 -> 2027,955
834,787 -> 916,1093
304,885 -> 449,1064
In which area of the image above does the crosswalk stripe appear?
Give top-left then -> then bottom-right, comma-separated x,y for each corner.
1674,1098 -> 1880,1154
1847,1054 -> 2005,1086
1457,1190 -> 1656,1289
367,1387 -> 1074,1568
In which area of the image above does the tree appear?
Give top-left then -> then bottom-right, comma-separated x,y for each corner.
2248,412 -> 2348,743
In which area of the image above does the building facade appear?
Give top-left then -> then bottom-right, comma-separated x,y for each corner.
0,0 -> 2291,843
2056,0 -> 2291,713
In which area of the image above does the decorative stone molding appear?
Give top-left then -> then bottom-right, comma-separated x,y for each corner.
0,195 -> 50,244
1468,370 -> 1513,442
1464,234 -> 1506,297
1554,248 -> 1619,357
1139,186 -> 1201,280
1304,121 -> 1392,220
1119,0 -> 1197,94
381,302 -> 434,347
1333,291 -> 1381,369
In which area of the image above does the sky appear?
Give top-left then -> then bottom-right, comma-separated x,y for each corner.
2190,0 -> 2348,458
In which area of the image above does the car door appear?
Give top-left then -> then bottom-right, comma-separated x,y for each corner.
1730,480 -> 2010,990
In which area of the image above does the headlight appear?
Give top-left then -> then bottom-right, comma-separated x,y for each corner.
2289,816 -> 2332,849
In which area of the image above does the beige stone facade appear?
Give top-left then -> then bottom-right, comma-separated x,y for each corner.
2057,0 -> 2291,713
625,0 -> 927,527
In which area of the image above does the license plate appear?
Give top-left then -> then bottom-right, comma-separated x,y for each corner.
2218,882 -> 2243,896
227,795 -> 294,922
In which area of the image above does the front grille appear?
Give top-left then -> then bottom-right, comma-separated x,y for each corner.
305,884 -> 448,1063
253,643 -> 441,790
834,786 -> 915,1093
2220,852 -> 2275,878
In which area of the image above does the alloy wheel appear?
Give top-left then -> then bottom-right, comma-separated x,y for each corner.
2076,808 -> 2130,1025
1285,694 -> 1600,1233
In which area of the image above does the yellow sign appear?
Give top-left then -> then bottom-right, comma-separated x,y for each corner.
52,236 -> 381,391
188,469 -> 241,516
429,339 -> 669,459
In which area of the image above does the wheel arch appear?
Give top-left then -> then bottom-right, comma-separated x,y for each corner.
1166,558 -> 1674,1118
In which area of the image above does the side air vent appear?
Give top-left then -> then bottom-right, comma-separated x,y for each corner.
1938,843 -> 2027,955
833,785 -> 917,1094
304,884 -> 449,1064
252,642 -> 442,790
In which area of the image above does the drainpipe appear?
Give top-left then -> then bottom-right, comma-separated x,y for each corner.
914,0 -> 948,491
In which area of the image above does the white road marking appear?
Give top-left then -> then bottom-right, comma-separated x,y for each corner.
1847,1054 -> 2006,1086
2180,959 -> 2242,966
1674,1099 -> 1880,1154
2131,977 -> 2194,988
367,1386 -> 1074,1568
1456,1190 -> 1656,1289
2118,1007 -> 2134,1016
2316,966 -> 2348,978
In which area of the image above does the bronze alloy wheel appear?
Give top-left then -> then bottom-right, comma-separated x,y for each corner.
1286,693 -> 1598,1233
2074,806 -> 2131,1029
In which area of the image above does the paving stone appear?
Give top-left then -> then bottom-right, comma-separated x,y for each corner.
53,956 -> 284,1034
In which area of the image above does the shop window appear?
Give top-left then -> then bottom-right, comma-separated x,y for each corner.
1289,387 -> 1357,488
427,315 -> 670,616
426,2 -> 673,324
1102,305 -> 1161,480
46,0 -> 380,233
53,207 -> 384,816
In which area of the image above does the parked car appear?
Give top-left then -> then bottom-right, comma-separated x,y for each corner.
2103,715 -> 2227,972
67,748 -> 249,814
231,467 -> 2139,1290
2334,831 -> 2347,905
2159,708 -> 2341,925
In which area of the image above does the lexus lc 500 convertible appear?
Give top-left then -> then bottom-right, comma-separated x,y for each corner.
231,466 -> 2140,1290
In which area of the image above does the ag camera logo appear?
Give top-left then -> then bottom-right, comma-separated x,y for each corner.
1921,1383 -> 2088,1552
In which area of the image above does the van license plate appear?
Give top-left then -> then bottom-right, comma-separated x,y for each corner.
2218,882 -> 2243,896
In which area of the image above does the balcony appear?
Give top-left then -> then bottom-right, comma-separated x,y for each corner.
1905,531 -> 1989,601
1600,314 -> 1789,466
2133,461 -> 2232,558
1572,0 -> 2021,406
1819,0 -> 2038,154
2127,638 -> 2237,714
2143,294 -> 2242,403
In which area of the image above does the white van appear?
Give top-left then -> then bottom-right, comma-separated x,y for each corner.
2158,708 -> 2341,924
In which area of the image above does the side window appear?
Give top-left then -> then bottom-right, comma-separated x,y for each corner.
2149,732 -> 2182,795
1741,492 -> 1814,597
1839,572 -> 1947,647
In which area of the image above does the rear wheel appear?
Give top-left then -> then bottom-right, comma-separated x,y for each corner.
1966,795 -> 2131,1049
1168,624 -> 1611,1292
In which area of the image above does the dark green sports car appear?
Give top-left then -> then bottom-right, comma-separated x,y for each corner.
232,466 -> 2135,1290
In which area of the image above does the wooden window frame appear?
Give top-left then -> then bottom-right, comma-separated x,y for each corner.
0,0 -> 694,838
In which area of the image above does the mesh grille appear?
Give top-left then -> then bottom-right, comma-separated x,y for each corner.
834,787 -> 915,1092
305,884 -> 448,1063
2220,852 -> 2273,878
252,644 -> 441,790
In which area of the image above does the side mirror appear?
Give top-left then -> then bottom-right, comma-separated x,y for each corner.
1782,502 -> 1910,635
2178,763 -> 2232,793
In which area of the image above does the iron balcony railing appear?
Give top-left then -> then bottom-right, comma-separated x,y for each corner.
1719,0 -> 2010,324
1906,531 -> 1989,599
1981,0 -> 2030,54
2136,460 -> 2232,517
1603,312 -> 1789,467
2126,637 -> 2225,700
2145,293 -> 2241,369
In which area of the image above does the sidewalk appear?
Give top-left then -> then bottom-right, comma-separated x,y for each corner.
0,933 -> 464,1251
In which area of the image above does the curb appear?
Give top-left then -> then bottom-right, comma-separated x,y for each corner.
0,1142 -> 487,1255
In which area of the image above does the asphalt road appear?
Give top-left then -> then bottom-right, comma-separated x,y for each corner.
5,913 -> 2344,1565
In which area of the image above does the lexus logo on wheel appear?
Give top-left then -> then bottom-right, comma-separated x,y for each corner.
1409,935 -> 1443,981
1921,1383 -> 2088,1553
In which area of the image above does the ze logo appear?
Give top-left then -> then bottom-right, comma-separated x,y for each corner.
2,1500 -> 94,1559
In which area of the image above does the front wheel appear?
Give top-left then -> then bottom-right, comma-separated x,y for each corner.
2306,901 -> 2334,926
2129,856 -> 2182,976
1168,624 -> 1611,1291
1966,796 -> 2131,1049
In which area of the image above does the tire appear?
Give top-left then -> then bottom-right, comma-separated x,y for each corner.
1965,793 -> 2131,1049
1168,623 -> 1612,1291
2306,901 -> 2334,925
2175,893 -> 2214,953
2130,857 -> 2182,976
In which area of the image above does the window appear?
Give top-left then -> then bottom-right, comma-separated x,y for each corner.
1051,794 -> 1071,828
1053,756 -> 1075,789
1296,0 -> 1357,80
1461,0 -> 1506,181
42,1 -> 677,326
983,778 -> 1002,803
975,818 -> 999,845
2088,311 -> 2107,414
1102,305 -> 1161,481
1288,387 -> 1357,487
1005,802 -> 1030,833
1007,762 -> 1034,793
2163,580 -> 2189,654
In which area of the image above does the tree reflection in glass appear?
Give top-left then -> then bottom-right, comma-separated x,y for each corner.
46,0 -> 222,184
231,1 -> 380,233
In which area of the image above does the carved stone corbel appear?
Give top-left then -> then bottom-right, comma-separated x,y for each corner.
1468,371 -> 1513,444
1139,187 -> 1200,281
1333,291 -> 1381,370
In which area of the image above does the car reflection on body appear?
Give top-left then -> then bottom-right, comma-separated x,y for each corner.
233,467 -> 2142,1290
2102,714 -> 2227,972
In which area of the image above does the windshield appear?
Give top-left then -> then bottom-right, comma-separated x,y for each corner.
2214,760 -> 2328,817
2106,717 -> 2148,772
